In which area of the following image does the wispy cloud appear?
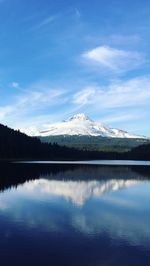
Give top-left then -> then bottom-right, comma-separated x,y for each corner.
72,75 -> 150,132
0,81 -> 67,127
98,35 -> 142,47
73,76 -> 150,109
75,8 -> 81,18
108,34 -> 142,46
100,112 -> 143,125
0,106 -> 14,120
30,14 -> 59,31
10,82 -> 20,89
72,87 -> 96,105
1,75 -> 150,135
16,89 -> 64,110
82,45 -> 145,73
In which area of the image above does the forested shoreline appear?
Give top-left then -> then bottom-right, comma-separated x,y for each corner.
0,123 -> 150,161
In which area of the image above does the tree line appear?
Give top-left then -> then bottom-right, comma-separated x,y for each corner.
0,123 -> 150,161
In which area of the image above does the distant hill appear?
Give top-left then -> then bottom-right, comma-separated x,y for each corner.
129,143 -> 150,160
40,135 -> 150,153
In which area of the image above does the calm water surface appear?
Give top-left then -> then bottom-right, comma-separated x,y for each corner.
18,160 -> 150,165
0,162 -> 150,266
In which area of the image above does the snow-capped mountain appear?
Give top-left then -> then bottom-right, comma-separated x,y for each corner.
37,113 -> 147,139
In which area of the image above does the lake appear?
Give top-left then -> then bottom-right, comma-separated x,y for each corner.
0,161 -> 150,266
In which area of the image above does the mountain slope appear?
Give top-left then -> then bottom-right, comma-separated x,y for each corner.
38,113 -> 147,139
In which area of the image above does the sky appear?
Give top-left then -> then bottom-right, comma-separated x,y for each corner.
0,0 -> 150,136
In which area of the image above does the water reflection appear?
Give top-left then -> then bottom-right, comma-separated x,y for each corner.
0,162 -> 150,191
0,163 -> 150,266
0,176 -> 150,242
14,178 -> 142,206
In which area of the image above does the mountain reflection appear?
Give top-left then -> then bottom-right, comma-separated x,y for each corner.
0,162 -> 150,193
0,176 -> 150,248
0,163 -> 150,254
19,178 -> 142,206
0,164 -> 150,266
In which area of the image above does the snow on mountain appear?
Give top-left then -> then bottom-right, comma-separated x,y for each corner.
37,113 -> 147,139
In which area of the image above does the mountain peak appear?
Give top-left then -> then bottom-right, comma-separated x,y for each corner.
67,113 -> 92,122
29,113 -> 148,139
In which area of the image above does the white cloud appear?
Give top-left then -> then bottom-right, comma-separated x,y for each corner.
73,76 -> 150,109
0,106 -> 14,120
73,87 -> 96,105
16,89 -> 64,109
0,81 -> 67,127
82,45 -> 145,73
72,75 -> 150,134
10,82 -> 19,89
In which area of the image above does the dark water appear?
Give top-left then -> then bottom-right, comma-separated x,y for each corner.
0,163 -> 150,266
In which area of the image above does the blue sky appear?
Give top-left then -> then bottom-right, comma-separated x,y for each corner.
0,0 -> 150,135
